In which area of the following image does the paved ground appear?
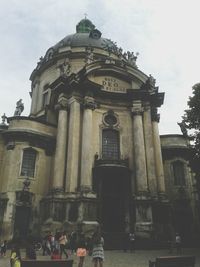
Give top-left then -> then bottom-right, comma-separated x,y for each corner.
1,247 -> 199,267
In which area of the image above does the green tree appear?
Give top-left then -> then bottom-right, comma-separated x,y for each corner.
181,83 -> 200,198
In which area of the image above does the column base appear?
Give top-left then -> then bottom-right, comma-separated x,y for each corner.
135,198 -> 153,239
135,222 -> 153,239
158,192 -> 168,202
51,187 -> 64,195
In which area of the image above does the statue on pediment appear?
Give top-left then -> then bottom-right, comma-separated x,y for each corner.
14,99 -> 24,116
149,74 -> 156,86
58,58 -> 71,77
1,113 -> 7,124
177,121 -> 188,137
85,46 -> 94,64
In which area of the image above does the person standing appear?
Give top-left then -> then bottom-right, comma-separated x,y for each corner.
175,233 -> 182,254
59,231 -> 68,258
76,233 -> 87,267
1,240 -> 7,257
10,245 -> 21,267
69,230 -> 77,253
129,232 -> 135,252
92,231 -> 104,267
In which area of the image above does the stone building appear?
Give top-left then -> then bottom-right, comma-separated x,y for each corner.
0,19 -> 198,245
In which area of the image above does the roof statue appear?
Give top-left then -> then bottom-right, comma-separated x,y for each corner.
177,121 -> 188,137
1,113 -> 7,125
14,99 -> 24,116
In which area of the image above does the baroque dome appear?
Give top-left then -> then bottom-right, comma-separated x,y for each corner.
53,18 -> 113,51
30,19 -> 139,80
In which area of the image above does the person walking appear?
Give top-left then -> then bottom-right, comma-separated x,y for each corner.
92,231 -> 104,267
59,231 -> 68,259
76,233 -> 87,267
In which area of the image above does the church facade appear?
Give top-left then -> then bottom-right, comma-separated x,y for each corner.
0,19 -> 199,245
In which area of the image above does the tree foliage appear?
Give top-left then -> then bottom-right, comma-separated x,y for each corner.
181,83 -> 200,197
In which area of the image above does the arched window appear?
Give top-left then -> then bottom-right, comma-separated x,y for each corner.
172,160 -> 185,186
102,129 -> 120,159
20,148 -> 37,177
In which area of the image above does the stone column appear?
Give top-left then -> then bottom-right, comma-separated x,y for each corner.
151,108 -> 166,197
132,101 -> 153,239
52,95 -> 68,192
65,97 -> 81,192
80,96 -> 96,192
132,101 -> 148,195
143,104 -> 157,197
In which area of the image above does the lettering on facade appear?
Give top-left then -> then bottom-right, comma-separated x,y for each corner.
101,77 -> 127,93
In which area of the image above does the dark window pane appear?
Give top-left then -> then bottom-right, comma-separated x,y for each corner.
102,129 -> 119,159
21,149 -> 36,177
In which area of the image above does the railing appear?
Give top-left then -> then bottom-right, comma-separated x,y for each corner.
94,157 -> 129,168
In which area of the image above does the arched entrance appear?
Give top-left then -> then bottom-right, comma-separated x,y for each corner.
93,165 -> 132,248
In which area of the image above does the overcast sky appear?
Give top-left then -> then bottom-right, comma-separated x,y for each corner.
0,0 -> 199,134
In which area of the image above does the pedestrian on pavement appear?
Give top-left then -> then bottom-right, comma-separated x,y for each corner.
92,230 -> 104,267
59,231 -> 68,259
76,233 -> 87,267
69,230 -> 77,253
10,245 -> 21,267
129,232 -> 135,252
1,240 -> 7,257
175,233 -> 182,254
42,235 -> 51,256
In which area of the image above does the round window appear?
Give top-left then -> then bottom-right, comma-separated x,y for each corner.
104,114 -> 117,126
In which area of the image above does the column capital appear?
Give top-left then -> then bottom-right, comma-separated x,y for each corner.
151,107 -> 160,122
131,101 -> 144,115
143,102 -> 151,112
83,96 -> 97,110
55,96 -> 68,111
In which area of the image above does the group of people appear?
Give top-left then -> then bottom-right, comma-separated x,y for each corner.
8,228 -> 104,267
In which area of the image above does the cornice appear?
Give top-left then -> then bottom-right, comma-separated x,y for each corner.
7,116 -> 57,128
2,130 -> 56,155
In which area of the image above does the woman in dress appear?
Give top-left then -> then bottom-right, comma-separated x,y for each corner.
92,231 -> 104,267
76,233 -> 87,267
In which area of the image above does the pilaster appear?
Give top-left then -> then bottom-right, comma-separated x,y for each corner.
151,107 -> 166,198
65,97 -> 81,192
143,104 -> 157,198
80,96 -> 97,192
52,95 -> 68,192
131,100 -> 148,195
